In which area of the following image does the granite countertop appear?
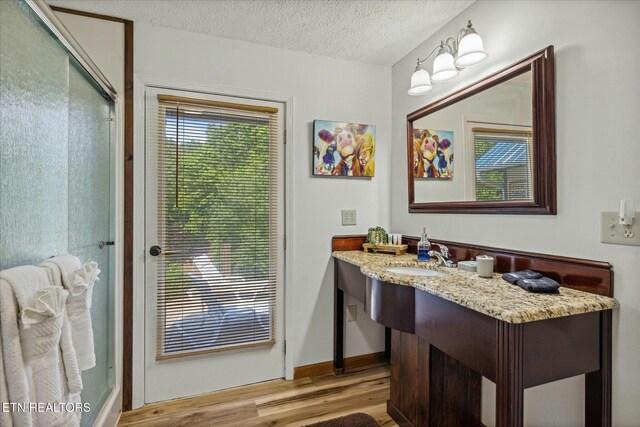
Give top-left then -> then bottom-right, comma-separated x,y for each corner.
332,250 -> 619,324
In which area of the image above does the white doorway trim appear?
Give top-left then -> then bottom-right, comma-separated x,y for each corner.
132,74 -> 295,409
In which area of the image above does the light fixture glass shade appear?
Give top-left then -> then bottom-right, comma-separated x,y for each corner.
408,66 -> 432,96
431,51 -> 458,82
455,32 -> 488,67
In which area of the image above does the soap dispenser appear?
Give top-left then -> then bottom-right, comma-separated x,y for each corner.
417,227 -> 431,261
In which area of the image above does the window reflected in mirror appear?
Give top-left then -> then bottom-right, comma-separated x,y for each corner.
473,127 -> 532,201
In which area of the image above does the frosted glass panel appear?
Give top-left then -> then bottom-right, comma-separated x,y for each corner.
0,0 -> 70,268
68,59 -> 114,426
0,1 -> 115,425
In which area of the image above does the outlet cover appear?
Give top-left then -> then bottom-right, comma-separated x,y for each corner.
341,209 -> 357,226
346,304 -> 357,322
601,212 -> 640,246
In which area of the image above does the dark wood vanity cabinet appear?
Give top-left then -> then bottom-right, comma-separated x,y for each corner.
332,235 -> 615,427
387,287 -> 609,427
390,330 -> 482,427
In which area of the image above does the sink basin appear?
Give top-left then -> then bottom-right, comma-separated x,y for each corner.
385,266 -> 446,278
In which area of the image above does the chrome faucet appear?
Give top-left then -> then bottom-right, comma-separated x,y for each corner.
432,243 -> 450,258
428,243 -> 455,268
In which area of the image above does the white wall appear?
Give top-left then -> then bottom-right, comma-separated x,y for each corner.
134,23 -> 391,369
391,1 -> 640,426
54,12 -> 124,95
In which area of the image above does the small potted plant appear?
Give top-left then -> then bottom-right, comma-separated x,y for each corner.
366,226 -> 389,252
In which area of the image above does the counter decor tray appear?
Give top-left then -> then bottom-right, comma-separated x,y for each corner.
362,243 -> 408,255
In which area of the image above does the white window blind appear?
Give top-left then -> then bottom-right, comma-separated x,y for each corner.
154,95 -> 279,359
473,128 -> 534,202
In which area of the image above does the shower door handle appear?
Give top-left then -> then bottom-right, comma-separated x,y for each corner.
99,241 -> 114,249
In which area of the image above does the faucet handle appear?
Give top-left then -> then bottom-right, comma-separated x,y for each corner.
437,244 -> 450,258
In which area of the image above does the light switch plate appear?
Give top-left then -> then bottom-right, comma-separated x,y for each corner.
341,209 -> 357,226
601,212 -> 640,246
346,304 -> 357,322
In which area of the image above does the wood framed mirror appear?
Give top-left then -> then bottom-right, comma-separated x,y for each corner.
407,46 -> 556,214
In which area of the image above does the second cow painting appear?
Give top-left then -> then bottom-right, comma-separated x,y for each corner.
313,120 -> 376,177
413,128 -> 453,179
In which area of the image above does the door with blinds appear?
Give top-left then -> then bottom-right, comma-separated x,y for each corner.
144,87 -> 285,403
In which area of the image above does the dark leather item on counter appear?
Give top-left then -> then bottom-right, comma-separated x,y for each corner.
516,277 -> 560,293
502,269 -> 543,284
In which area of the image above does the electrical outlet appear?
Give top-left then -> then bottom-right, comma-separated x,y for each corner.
346,304 -> 357,322
601,212 -> 640,246
341,209 -> 357,226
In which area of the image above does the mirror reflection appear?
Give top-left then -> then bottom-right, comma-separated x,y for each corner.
412,70 -> 533,203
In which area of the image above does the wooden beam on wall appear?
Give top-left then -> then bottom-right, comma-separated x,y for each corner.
122,18 -> 134,412
50,5 -> 127,23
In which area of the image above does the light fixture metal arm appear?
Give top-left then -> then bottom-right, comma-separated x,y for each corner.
444,36 -> 459,54
457,27 -> 468,42
415,19 -> 482,68
416,45 -> 442,66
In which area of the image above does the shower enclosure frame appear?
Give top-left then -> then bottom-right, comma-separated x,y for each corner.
25,0 -> 117,101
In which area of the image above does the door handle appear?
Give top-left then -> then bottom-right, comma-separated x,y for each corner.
99,241 -> 115,249
149,245 -> 178,256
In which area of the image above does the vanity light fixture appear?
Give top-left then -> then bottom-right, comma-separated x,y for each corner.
408,20 -> 488,96
408,63 -> 432,95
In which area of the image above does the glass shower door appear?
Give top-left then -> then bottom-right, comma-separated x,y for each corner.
0,1 -> 116,425
68,58 -> 116,427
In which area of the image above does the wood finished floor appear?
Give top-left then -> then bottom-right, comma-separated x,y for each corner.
118,364 -> 397,427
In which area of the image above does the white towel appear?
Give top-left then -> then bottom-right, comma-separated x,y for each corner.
0,266 -> 51,311
0,266 -> 81,427
0,279 -> 33,427
40,255 -> 99,370
0,328 -> 12,427
20,288 -> 82,395
59,312 -> 82,395
21,287 -> 69,427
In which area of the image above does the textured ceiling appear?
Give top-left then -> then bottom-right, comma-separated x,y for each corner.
47,0 -> 475,66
